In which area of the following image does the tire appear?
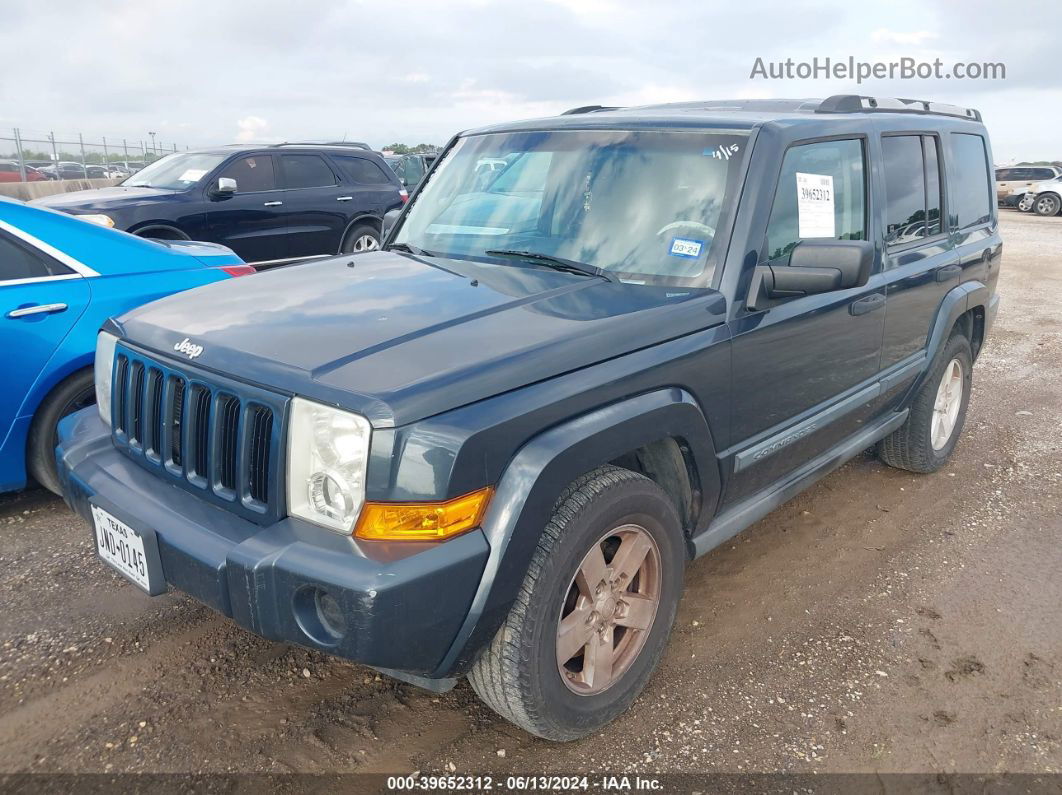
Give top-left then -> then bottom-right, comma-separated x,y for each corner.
878,332 -> 973,473
468,465 -> 685,741
26,368 -> 96,494
340,223 -> 380,254
1034,193 -> 1061,217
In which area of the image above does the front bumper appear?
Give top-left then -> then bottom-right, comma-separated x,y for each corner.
57,408 -> 489,679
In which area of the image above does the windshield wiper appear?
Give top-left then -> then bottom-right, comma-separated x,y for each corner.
387,241 -> 434,257
484,249 -> 616,283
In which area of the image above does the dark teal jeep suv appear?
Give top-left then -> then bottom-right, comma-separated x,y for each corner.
58,95 -> 1000,740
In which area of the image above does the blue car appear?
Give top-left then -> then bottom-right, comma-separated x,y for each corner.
0,197 -> 252,494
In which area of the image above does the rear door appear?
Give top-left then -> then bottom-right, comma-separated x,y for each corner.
0,229 -> 90,457
277,153 -> 347,257
879,134 -> 957,374
205,153 -> 288,263
329,153 -> 401,217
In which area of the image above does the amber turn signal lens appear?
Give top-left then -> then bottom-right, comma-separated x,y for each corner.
354,487 -> 493,541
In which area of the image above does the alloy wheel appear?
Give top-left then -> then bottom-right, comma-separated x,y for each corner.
931,358 -> 964,450
556,524 -> 662,695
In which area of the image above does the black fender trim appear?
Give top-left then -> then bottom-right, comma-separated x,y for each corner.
130,223 -> 191,240
431,388 -> 719,677
337,213 -> 383,252
916,280 -> 988,391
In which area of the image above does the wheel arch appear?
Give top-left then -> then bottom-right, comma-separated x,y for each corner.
129,222 -> 191,241
432,388 -> 719,678
337,213 -> 383,252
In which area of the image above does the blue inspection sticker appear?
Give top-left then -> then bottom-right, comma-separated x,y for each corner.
669,237 -> 704,258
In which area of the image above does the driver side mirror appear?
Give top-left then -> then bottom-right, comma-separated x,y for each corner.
748,239 -> 873,309
213,177 -> 237,197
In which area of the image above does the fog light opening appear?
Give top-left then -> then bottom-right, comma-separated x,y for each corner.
293,586 -> 347,646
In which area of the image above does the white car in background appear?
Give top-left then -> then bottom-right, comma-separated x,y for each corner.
1017,174 -> 1062,216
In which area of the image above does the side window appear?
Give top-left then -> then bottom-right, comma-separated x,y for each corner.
924,137 -> 942,237
280,154 -> 336,189
401,156 -> 424,186
882,136 -> 927,245
217,155 -> 276,193
764,139 -> 865,261
334,155 -> 393,185
881,135 -> 943,245
1033,168 -> 1056,181
994,168 -> 1012,181
0,233 -> 73,282
949,134 -> 992,230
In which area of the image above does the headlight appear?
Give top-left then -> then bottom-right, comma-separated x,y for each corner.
286,397 -> 372,534
78,214 -> 115,228
95,331 -> 118,426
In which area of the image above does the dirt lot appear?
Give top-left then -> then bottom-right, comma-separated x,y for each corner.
0,210 -> 1058,778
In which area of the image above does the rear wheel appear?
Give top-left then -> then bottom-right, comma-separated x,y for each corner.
878,332 -> 972,473
468,466 -> 685,741
340,223 -> 380,254
27,369 -> 95,494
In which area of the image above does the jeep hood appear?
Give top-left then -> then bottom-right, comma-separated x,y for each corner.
115,251 -> 726,426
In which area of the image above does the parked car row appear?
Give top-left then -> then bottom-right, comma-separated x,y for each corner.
31,143 -> 409,264
996,164 -> 1062,217
0,160 -> 146,182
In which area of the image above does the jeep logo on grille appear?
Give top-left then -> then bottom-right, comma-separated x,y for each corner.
173,338 -> 204,359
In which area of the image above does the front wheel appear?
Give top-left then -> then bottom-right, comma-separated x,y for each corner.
468,466 -> 685,741
1034,193 -> 1061,217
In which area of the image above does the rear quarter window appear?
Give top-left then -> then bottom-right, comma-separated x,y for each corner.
949,134 -> 992,229
0,232 -> 73,282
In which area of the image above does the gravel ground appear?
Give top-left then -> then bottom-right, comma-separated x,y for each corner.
0,210 -> 1058,777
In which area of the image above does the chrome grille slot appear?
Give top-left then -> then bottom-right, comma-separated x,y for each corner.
129,361 -> 145,445
189,385 -> 211,482
215,394 -> 240,493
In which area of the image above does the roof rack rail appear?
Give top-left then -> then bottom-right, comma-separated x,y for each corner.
561,105 -> 623,115
270,141 -> 373,150
816,95 -> 981,122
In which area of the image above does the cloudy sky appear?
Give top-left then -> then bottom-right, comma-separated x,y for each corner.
1,0 -> 1057,162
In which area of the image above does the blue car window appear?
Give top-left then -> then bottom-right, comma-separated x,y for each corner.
0,233 -> 72,282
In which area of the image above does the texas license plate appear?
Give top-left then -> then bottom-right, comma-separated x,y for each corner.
91,504 -> 154,592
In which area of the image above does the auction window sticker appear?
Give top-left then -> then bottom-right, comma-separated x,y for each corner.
178,168 -> 208,182
796,172 -> 835,238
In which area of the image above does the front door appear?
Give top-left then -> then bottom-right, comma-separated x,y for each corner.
725,137 -> 886,506
0,230 -> 90,487
206,153 -> 288,263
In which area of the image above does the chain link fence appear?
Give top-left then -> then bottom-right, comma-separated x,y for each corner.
0,126 -> 188,181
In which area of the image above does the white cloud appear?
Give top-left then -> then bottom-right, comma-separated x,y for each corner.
234,116 -> 270,143
870,28 -> 939,46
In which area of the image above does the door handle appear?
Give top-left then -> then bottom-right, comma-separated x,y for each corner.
7,303 -> 68,319
935,264 -> 962,282
336,196 -> 353,202
263,201 -> 283,207
849,293 -> 885,316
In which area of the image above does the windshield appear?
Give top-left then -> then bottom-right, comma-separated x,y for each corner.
121,152 -> 227,190
394,129 -> 747,285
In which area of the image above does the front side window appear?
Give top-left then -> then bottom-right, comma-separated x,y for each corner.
395,129 -> 748,285
217,155 -> 276,193
0,233 -> 72,282
949,134 -> 992,229
121,152 -> 227,190
280,154 -> 336,189
764,138 -> 866,261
